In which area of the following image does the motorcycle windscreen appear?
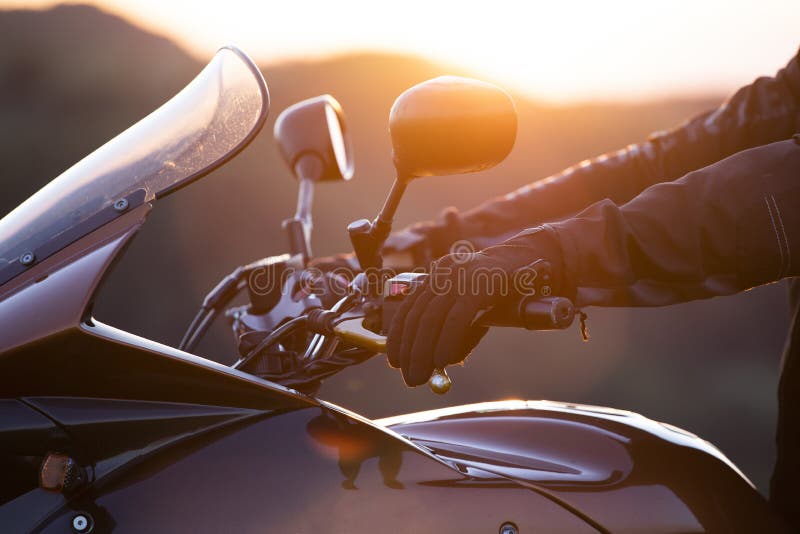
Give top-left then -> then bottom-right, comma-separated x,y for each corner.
0,46 -> 269,287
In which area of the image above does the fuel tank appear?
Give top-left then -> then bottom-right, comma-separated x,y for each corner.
379,400 -> 788,533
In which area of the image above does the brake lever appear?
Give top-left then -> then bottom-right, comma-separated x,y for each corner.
332,316 -> 386,352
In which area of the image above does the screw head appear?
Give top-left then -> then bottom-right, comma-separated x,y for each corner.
499,522 -> 519,534
71,512 -> 93,533
20,252 -> 35,266
113,198 -> 129,212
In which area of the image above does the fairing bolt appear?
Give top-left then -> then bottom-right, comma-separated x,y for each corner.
113,198 -> 129,212
499,522 -> 519,534
71,512 -> 93,533
20,252 -> 35,266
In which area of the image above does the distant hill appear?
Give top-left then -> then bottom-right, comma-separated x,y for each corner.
0,4 -> 199,205
0,3 -> 786,491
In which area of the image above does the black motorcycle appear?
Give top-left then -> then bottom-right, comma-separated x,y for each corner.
0,46 -> 787,533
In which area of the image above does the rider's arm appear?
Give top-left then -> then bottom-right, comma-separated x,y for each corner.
386,48 -> 800,263
546,138 -> 800,307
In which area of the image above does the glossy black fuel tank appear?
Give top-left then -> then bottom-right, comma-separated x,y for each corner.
381,400 -> 788,533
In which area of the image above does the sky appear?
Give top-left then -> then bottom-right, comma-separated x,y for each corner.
2,0 -> 799,103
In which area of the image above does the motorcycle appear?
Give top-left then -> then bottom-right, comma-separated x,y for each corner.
0,46 -> 788,533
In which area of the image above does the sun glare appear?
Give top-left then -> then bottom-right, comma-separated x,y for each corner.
3,0 -> 799,102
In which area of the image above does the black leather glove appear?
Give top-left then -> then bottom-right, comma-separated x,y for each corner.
386,226 -> 567,386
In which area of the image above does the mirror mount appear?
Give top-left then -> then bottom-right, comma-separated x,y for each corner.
348,178 -> 408,272
283,177 -> 315,265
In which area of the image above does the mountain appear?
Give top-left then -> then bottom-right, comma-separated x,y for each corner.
0,3 -> 786,491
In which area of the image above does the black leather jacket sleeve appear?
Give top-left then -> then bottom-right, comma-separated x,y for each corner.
457,48 -> 800,243
548,138 -> 800,307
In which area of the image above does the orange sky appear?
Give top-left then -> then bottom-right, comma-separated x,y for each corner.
3,0 -> 799,103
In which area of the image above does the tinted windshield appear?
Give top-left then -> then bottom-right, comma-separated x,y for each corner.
0,46 -> 268,286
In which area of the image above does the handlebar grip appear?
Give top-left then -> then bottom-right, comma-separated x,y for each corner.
477,296 -> 575,330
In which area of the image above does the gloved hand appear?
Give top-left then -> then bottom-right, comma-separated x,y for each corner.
386,226 -> 568,386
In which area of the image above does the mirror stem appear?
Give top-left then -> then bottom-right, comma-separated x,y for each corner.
295,177 -> 314,227
376,177 -> 407,227
283,177 -> 314,265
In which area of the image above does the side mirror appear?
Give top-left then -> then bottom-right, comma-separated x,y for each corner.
274,95 -> 354,264
348,77 -> 516,272
274,95 -> 354,182
389,76 -> 517,180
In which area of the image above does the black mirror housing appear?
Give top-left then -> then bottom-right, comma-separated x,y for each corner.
389,76 -> 517,180
274,95 -> 354,182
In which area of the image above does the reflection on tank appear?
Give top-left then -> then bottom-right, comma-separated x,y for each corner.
306,411 -> 403,490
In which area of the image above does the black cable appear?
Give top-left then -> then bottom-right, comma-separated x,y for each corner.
182,308 -> 217,353
178,273 -> 248,352
233,315 -> 308,371
178,307 -> 211,351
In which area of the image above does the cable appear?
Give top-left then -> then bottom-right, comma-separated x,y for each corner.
178,255 -> 293,353
232,315 -> 308,371
181,308 -> 217,353
178,307 -> 211,351
178,270 -> 248,352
